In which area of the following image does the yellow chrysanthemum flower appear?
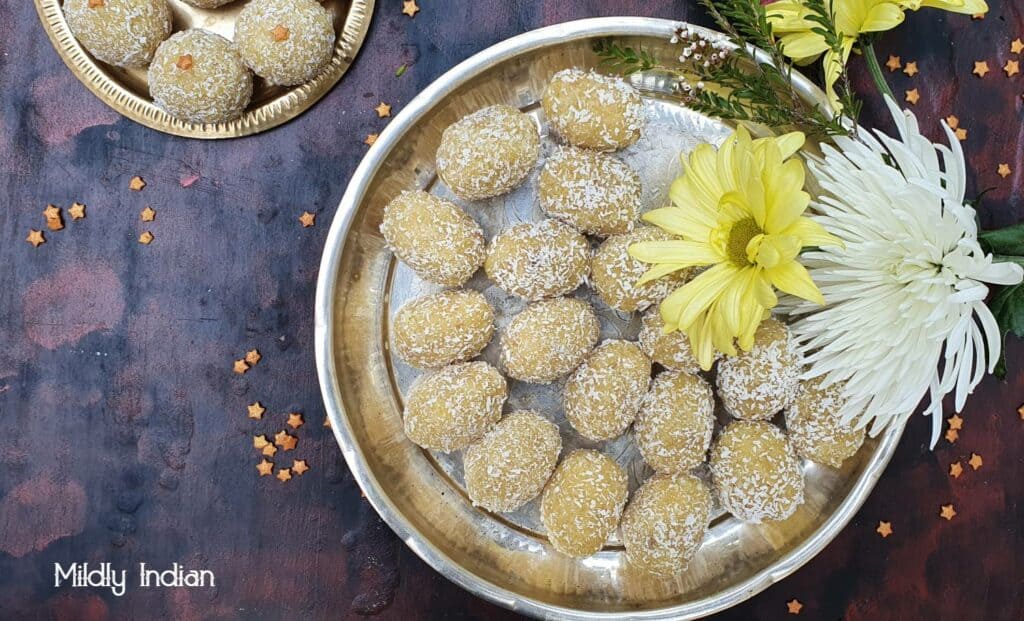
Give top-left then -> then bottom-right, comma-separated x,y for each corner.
629,126 -> 840,370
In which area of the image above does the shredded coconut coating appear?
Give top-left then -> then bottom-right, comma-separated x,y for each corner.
436,105 -> 541,201
563,340 -> 651,441
638,307 -> 709,374
380,191 -> 486,287
621,473 -> 712,575
180,0 -> 234,7
592,227 -> 691,312
710,421 -> 805,523
234,0 -> 335,86
392,290 -> 495,369
717,318 -> 801,421
403,361 -> 507,452
500,297 -> 599,384
541,68 -> 645,151
540,449 -> 628,557
484,219 -> 590,301
635,371 -> 715,473
464,410 -> 562,512
148,29 -> 253,124
538,146 -> 642,238
785,376 -> 865,468
64,0 -> 171,68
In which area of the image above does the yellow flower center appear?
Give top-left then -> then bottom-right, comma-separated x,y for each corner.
725,217 -> 762,266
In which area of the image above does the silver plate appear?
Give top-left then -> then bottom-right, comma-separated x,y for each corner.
315,17 -> 905,620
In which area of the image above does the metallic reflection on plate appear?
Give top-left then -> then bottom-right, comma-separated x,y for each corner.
315,17 -> 905,620
33,0 -> 373,139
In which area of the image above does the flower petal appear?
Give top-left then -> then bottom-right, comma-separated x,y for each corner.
860,2 -> 906,31
765,260 -> 825,304
629,240 -> 722,267
780,217 -> 843,248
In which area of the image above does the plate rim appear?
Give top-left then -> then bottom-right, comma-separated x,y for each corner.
33,0 -> 374,139
314,16 -> 906,620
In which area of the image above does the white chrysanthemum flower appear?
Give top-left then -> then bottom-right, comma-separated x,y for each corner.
784,96 -> 1023,446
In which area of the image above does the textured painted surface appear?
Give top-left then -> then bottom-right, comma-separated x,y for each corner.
0,1 -> 1022,619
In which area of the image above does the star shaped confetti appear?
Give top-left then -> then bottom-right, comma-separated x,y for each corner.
324,416 -> 332,428
948,414 -> 963,430
275,430 -> 298,451
287,413 -> 304,429
140,206 -> 156,222
950,462 -> 963,478
247,402 -> 266,420
969,453 -> 983,470
945,428 -> 959,443
43,204 -> 64,231
299,211 -> 316,227
955,127 -> 967,141
940,504 -> 957,520
971,11 -> 985,19
271,25 -> 290,42
88,0 -> 104,7
876,521 -> 893,538
257,459 -> 274,476
905,88 -> 920,105
176,54 -> 194,71
903,61 -> 918,77
292,459 -> 309,475
262,444 -> 278,457
276,468 -> 292,482
138,231 -> 154,245
245,349 -> 261,365
402,0 -> 419,17
233,359 -> 250,374
973,61 -> 990,77
129,176 -> 147,191
375,102 -> 392,117
998,163 -> 1012,178
1005,60 -> 1020,77
1012,38 -> 1024,54
787,599 -> 803,615
945,115 -> 959,129
885,55 -> 901,72
364,133 -> 378,146
68,202 -> 86,220
26,229 -> 45,247
253,434 -> 270,449
1018,403 -> 1024,420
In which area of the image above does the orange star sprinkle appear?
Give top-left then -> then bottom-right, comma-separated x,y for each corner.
940,504 -> 957,520
233,359 -> 250,375
292,459 -> 309,475
271,25 -> 290,42
364,133 -> 378,146
945,115 -> 959,129
324,416 -> 332,428
950,461 -> 963,478
245,349 -> 261,365
876,521 -> 893,538
140,206 -> 156,222
905,88 -> 920,105
945,428 -> 959,443
43,204 -> 64,231
971,12 -> 985,19
274,430 -> 298,451
947,414 -> 963,430
88,0 -> 104,8
287,413 -> 304,429
129,176 -> 146,191
276,468 -> 292,482
299,211 -> 316,228
973,61 -> 990,77
1005,60 -> 1021,77
885,55 -> 901,72
138,231 -> 154,245
253,434 -> 270,449
256,459 -> 274,476
68,202 -> 86,220
375,102 -> 392,118
247,402 -> 266,420
998,163 -> 1012,178
26,229 -> 45,247
969,453 -> 983,470
1012,38 -> 1024,55
786,599 -> 803,615
401,0 -> 419,17
262,444 -> 278,457
1018,403 -> 1024,420
176,54 -> 194,71
955,127 -> 967,141
903,61 -> 918,77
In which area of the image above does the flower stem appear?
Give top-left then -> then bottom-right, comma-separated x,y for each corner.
860,39 -> 896,103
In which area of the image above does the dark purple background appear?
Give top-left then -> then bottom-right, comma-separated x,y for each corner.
1,1 -> 1022,619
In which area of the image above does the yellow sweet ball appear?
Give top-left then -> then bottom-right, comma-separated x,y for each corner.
540,449 -> 628,557
634,371 -> 715,473
716,318 -> 802,421
64,0 -> 171,68
391,290 -> 494,369
234,0 -> 336,86
592,227 -> 691,312
709,421 -> 805,523
563,340 -> 651,441
637,307 -> 707,374
463,411 -> 562,512
148,30 -> 253,124
785,376 -> 865,468
621,473 -> 712,575
402,361 -> 507,452
500,297 -> 599,383
484,219 -> 590,301
538,146 -> 642,238
379,191 -> 485,287
541,68 -> 645,151
436,105 -> 540,201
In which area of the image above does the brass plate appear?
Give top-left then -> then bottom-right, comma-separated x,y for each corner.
34,0 -> 373,139
315,17 -> 906,620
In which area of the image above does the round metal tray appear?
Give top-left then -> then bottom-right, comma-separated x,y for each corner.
315,17 -> 905,620
34,0 -> 373,139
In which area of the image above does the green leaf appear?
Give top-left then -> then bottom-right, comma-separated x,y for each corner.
978,223 -> 1024,256
394,64 -> 407,77
988,282 -> 1024,379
